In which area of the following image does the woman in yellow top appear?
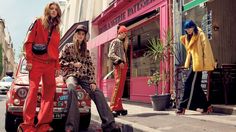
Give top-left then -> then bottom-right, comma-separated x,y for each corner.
176,20 -> 215,114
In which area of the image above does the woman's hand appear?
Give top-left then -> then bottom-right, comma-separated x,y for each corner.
90,83 -> 97,92
119,62 -> 124,69
26,63 -> 32,71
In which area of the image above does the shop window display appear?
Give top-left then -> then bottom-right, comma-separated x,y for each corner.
131,20 -> 160,77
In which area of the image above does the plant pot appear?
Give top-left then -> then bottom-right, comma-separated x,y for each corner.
150,94 -> 170,111
165,93 -> 171,108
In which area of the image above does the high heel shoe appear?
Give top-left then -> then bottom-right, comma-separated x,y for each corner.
198,106 -> 213,114
176,108 -> 185,115
112,109 -> 128,117
206,105 -> 213,114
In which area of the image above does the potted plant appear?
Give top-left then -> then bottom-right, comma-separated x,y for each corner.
147,70 -> 170,110
145,31 -> 175,111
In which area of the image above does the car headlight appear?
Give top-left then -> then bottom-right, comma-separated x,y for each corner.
14,99 -> 20,105
81,101 -> 86,107
16,87 -> 28,99
77,91 -> 84,100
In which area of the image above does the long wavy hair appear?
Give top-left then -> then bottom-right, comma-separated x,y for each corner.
73,32 -> 87,57
41,2 -> 61,32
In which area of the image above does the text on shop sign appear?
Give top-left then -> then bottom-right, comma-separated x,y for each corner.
99,0 -> 155,33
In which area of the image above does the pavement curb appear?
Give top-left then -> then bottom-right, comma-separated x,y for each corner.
213,105 -> 236,115
91,113 -> 162,132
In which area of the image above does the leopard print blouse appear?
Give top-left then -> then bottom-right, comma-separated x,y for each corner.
59,43 -> 96,84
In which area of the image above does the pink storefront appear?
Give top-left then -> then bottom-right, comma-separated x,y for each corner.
88,0 -> 170,103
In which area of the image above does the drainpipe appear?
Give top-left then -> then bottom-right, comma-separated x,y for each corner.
173,0 -> 183,100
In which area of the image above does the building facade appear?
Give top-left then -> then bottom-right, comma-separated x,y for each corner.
0,18 -> 15,78
88,0 -> 171,103
60,0 -> 114,38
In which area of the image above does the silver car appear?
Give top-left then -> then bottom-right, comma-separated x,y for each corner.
0,76 -> 13,94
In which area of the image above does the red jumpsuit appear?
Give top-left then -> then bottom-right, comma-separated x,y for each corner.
19,18 -> 60,132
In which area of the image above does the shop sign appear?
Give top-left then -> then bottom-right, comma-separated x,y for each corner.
201,10 -> 212,40
183,0 -> 208,12
99,0 -> 155,33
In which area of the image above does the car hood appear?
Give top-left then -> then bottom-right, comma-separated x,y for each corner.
14,74 -> 29,85
14,74 -> 67,88
0,82 -> 12,87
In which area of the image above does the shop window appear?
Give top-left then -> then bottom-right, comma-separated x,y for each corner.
101,42 -> 114,79
131,20 -> 160,77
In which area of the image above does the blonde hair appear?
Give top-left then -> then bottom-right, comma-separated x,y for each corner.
72,32 -> 87,57
41,2 -> 61,31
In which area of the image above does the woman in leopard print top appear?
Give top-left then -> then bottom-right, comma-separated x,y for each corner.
59,25 -> 121,132
60,42 -> 96,84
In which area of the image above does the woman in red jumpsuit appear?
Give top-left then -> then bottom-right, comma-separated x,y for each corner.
18,2 -> 61,132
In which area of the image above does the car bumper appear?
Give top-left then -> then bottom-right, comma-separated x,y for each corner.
0,89 -> 8,94
7,105 -> 90,114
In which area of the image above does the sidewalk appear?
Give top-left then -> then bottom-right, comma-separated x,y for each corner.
91,101 -> 236,132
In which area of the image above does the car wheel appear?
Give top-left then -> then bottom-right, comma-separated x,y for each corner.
51,117 -> 67,132
5,112 -> 22,132
80,112 -> 91,130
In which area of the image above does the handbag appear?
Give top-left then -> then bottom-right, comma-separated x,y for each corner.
32,26 -> 54,55
32,43 -> 47,55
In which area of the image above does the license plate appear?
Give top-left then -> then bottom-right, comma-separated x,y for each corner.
59,95 -> 68,101
53,113 -> 62,119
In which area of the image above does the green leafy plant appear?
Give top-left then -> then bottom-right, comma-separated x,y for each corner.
147,70 -> 168,95
145,30 -> 176,95
145,37 -> 165,62
147,71 -> 161,95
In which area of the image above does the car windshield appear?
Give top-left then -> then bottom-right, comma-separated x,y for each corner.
20,59 -> 29,74
1,77 -> 13,82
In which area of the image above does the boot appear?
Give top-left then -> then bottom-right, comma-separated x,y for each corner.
176,108 -> 185,115
116,109 -> 128,116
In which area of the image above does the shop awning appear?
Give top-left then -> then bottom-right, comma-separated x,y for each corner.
120,9 -> 159,27
87,25 -> 117,50
88,9 -> 159,50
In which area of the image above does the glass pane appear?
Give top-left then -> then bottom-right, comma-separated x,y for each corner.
1,77 -> 13,82
101,42 -> 114,79
21,59 -> 29,74
131,20 -> 160,77
5,77 -> 13,82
